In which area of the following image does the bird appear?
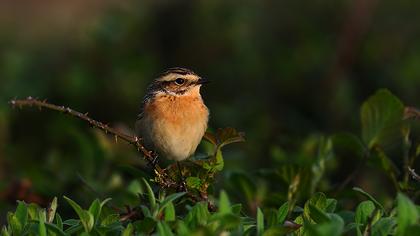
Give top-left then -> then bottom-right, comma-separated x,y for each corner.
135,67 -> 210,163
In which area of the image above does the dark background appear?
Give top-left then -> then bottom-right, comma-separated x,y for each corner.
0,0 -> 419,221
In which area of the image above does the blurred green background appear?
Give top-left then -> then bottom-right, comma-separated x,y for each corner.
0,0 -> 419,224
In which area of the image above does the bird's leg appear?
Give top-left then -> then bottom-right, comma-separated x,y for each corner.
177,161 -> 187,192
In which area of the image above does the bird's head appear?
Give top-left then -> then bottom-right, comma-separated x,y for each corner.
149,67 -> 209,97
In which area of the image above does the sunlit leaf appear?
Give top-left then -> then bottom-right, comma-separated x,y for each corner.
142,178 -> 157,211
257,207 -> 264,235
186,177 -> 202,189
164,202 -> 176,221
122,223 -> 134,236
219,190 -> 231,214
277,202 -> 289,224
355,201 -> 375,226
157,221 -> 174,236
38,210 -> 47,236
64,196 -> 94,232
47,197 -> 58,223
397,193 -> 419,236
15,201 -> 28,229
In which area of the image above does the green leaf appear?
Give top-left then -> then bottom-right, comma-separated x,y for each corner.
159,192 -> 186,214
64,196 -> 94,232
355,200 -> 375,236
229,204 -> 241,216
176,220 -> 191,236
307,214 -> 344,236
15,201 -> 28,229
214,149 -> 224,171
55,213 -> 63,230
332,133 -> 366,159
361,89 -> 404,149
142,178 -> 157,211
373,148 -> 400,182
257,207 -> 264,235
164,202 -> 176,221
27,203 -> 40,220
355,201 -> 375,225
63,219 -> 79,226
263,226 -> 290,236
1,226 -> 10,236
353,187 -> 384,211
219,190 -> 231,214
122,223 -> 134,236
308,204 -> 331,224
186,177 -> 202,189
266,209 -> 278,228
397,193 -> 419,236
38,211 -> 47,236
184,202 -> 210,227
133,217 -> 156,234
47,197 -> 58,223
157,221 -> 174,236
211,213 -> 241,230
88,198 -> 112,223
7,213 -> 22,236
33,221 -> 67,236
88,199 -> 100,221
64,223 -> 83,234
371,217 -> 396,236
325,199 -> 337,213
277,202 -> 289,224
304,192 -> 327,223
101,214 -> 120,226
140,205 -> 152,218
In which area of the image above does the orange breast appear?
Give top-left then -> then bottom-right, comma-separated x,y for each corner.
145,95 -> 208,125
142,94 -> 209,160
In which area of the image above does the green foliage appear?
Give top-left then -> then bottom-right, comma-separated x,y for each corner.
361,89 -> 405,149
2,89 -> 420,236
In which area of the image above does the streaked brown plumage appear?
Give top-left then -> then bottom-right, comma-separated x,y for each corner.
135,68 -> 209,161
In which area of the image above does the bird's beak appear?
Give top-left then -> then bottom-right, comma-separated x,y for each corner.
197,77 -> 210,85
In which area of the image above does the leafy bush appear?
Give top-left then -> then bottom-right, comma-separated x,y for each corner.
2,89 -> 420,236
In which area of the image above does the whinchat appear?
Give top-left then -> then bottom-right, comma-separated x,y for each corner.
135,68 -> 209,162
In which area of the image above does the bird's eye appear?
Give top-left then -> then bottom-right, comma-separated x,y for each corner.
175,78 -> 185,85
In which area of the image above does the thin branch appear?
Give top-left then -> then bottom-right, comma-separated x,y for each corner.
9,97 -> 164,175
408,167 -> 420,183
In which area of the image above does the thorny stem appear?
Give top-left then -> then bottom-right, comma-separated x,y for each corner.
408,167 -> 420,183
8,97 -> 173,185
404,107 -> 420,120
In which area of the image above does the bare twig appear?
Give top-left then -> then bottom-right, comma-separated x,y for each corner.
9,97 -> 166,176
408,167 -> 420,182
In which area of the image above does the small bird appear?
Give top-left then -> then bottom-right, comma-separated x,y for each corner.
135,68 -> 210,162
